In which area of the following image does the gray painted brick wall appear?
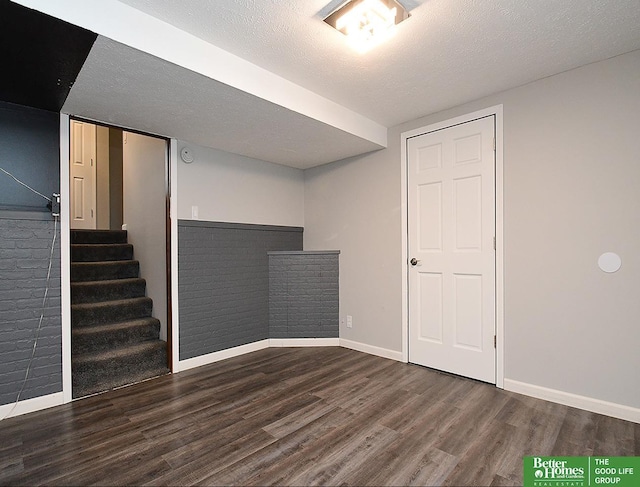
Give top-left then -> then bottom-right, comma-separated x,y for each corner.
0,213 -> 62,406
269,252 -> 339,339
178,221 -> 303,360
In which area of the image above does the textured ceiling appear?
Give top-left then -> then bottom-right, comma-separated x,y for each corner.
117,0 -> 640,127
18,0 -> 640,168
63,37 -> 382,169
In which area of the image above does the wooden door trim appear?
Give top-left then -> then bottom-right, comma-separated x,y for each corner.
165,139 -> 173,372
400,105 -> 504,388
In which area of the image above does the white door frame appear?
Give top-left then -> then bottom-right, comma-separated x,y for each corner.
400,105 -> 504,388
168,138 -> 180,373
60,114 -> 72,403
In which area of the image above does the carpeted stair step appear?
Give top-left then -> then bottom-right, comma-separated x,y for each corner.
72,317 -> 161,355
71,278 -> 147,304
72,297 -> 153,328
69,229 -> 169,400
71,260 -> 140,282
71,229 -> 128,245
72,340 -> 169,398
71,243 -> 134,262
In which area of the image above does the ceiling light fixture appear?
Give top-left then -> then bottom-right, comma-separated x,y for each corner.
324,0 -> 410,53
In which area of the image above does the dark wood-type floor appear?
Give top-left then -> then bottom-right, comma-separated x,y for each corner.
1,347 -> 638,486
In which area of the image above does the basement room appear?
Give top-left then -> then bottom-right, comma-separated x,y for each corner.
0,1 -> 638,485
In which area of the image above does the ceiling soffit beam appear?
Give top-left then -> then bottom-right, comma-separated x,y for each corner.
11,0 -> 387,149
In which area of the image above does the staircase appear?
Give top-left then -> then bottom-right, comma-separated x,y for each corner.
71,229 -> 169,399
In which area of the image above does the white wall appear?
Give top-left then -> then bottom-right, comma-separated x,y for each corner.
177,142 -> 304,227
123,132 -> 168,340
304,146 -> 402,351
304,50 -> 640,410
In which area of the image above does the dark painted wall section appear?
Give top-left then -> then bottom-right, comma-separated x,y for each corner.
108,128 -> 123,230
0,100 -> 62,406
0,102 -> 59,211
0,213 -> 62,406
178,220 -> 303,360
269,252 -> 339,339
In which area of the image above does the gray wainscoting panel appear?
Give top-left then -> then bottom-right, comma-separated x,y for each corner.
178,220 -> 303,360
268,251 -> 339,339
0,215 -> 62,406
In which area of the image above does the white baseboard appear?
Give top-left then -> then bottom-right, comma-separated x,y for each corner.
6,351 -> 637,427
504,379 -> 640,424
0,391 -> 64,420
176,339 -> 270,372
339,339 -> 404,362
269,338 -> 340,347
176,338 -> 400,373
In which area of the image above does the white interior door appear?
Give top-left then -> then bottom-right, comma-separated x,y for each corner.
70,120 -> 96,229
408,116 -> 496,383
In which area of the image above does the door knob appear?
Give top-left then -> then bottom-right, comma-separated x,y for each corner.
410,258 -> 419,266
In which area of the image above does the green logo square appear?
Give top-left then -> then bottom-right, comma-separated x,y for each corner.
524,456 -> 588,486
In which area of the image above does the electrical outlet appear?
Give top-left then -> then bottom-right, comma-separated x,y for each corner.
346,315 -> 353,328
191,205 -> 199,219
50,193 -> 60,217
340,317 -> 346,327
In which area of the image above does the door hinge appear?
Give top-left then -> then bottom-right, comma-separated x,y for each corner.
91,209 -> 94,218
494,335 -> 497,348
493,236 -> 496,250
493,137 -> 496,151
91,158 -> 94,167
